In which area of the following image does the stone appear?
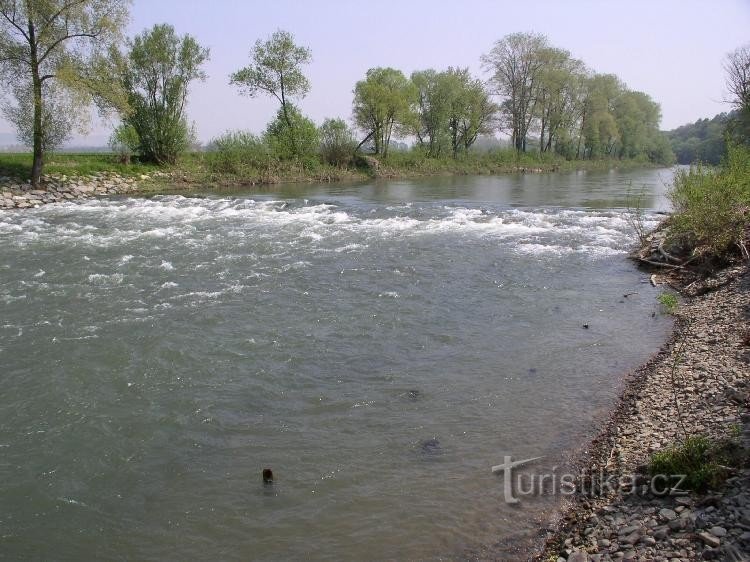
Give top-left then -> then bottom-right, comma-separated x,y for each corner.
659,508 -> 677,521
707,526 -> 726,537
696,532 -> 721,548
567,552 -> 589,562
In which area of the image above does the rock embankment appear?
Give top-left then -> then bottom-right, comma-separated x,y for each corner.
541,265 -> 750,562
0,172 -> 145,210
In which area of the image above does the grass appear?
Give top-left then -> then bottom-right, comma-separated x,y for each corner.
657,292 -> 679,314
667,144 -> 750,262
0,152 -> 162,179
1,147 -> 665,188
649,434 -> 741,493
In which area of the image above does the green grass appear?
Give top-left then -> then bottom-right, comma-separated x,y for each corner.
0,152 -> 163,180
1,148 -> 665,188
667,144 -> 750,261
657,292 -> 679,314
649,434 -> 743,493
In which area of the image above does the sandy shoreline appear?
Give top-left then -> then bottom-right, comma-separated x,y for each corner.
534,264 -> 750,562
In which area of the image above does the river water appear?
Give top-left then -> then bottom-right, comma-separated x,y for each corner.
0,169 -> 674,560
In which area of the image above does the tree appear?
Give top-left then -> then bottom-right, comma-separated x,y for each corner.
580,73 -> 623,158
534,48 -> 586,154
0,0 -> 129,186
230,29 -> 312,157
724,44 -> 750,144
117,24 -> 209,164
319,117 -> 356,166
352,67 -> 416,157
2,78 -> 88,152
481,32 -> 549,152
411,67 -> 497,158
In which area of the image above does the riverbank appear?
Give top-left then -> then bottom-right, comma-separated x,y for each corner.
0,151 -> 663,208
537,263 -> 750,562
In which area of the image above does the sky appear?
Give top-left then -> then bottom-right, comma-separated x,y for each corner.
1,0 -> 748,145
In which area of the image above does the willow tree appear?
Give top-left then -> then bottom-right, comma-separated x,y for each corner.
352,67 -> 416,157
116,24 -> 209,164
724,44 -> 750,143
230,29 -> 311,157
0,0 -> 130,186
481,32 -> 549,152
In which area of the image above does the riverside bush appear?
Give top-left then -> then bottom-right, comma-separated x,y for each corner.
668,144 -> 750,259
205,131 -> 277,176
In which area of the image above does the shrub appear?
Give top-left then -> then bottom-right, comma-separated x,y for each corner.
205,131 -> 276,175
668,144 -> 750,259
264,105 -> 319,163
109,123 -> 140,165
649,435 -> 729,493
319,118 -> 357,166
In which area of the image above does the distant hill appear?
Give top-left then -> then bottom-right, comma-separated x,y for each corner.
665,112 -> 734,165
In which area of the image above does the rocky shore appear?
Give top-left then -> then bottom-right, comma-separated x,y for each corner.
539,264 -> 750,562
0,172 -> 152,209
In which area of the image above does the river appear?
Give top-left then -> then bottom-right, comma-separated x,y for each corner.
0,168 -> 675,560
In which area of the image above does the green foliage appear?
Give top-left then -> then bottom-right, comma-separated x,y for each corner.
205,131 -> 276,175
668,144 -> 750,258
411,67 -> 497,158
353,67 -> 417,157
108,123 -> 140,164
319,118 -> 357,166
481,32 -> 550,152
230,29 -> 312,159
0,0 -> 130,185
264,105 -> 319,163
230,29 -> 312,103
649,435 -> 735,493
119,24 -> 209,164
657,292 -> 678,314
666,112 -> 731,164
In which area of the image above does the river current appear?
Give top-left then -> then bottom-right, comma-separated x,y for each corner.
0,169 -> 674,560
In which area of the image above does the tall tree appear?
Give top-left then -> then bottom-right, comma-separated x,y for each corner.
230,29 -> 312,157
0,0 -> 130,186
116,23 -> 209,164
481,32 -> 549,152
352,67 -> 416,157
534,48 -> 586,154
724,43 -> 750,144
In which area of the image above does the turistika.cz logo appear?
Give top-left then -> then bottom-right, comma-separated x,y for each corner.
491,455 -> 688,504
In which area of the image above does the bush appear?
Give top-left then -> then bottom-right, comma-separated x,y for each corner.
649,435 -> 739,493
205,131 -> 277,175
109,123 -> 140,165
668,144 -> 750,259
264,105 -> 319,163
319,118 -> 357,166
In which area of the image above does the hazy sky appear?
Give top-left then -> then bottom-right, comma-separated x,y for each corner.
1,0 -> 748,144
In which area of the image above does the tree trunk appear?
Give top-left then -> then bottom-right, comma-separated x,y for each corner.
279,75 -> 298,157
28,20 -> 43,187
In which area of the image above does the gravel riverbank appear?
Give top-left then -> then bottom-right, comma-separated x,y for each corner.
539,264 -> 750,562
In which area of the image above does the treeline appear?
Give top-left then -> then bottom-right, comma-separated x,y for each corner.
0,1 -> 677,187
666,112 -> 733,165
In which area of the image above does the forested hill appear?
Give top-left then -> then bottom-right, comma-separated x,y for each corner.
665,112 -> 734,164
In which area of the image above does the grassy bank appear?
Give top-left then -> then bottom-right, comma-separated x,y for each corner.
0,149 -> 661,188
